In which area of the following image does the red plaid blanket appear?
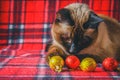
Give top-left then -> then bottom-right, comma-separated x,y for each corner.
0,0 -> 120,80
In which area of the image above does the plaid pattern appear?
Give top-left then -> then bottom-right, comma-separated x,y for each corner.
0,52 -> 120,80
0,0 -> 120,80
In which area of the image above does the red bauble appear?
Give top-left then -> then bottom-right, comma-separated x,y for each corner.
65,55 -> 80,69
102,57 -> 118,71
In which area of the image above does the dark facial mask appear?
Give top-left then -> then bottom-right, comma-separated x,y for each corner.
69,12 -> 103,54
69,28 -> 84,54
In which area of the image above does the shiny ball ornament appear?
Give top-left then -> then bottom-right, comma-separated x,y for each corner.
49,56 -> 64,72
65,55 -> 80,69
80,57 -> 97,72
102,57 -> 118,71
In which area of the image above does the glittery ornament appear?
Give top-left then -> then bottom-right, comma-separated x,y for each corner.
80,57 -> 97,72
102,57 -> 118,71
49,56 -> 64,72
65,55 -> 80,69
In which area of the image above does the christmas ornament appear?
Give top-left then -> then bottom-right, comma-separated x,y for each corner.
80,57 -> 97,72
49,56 -> 64,72
65,55 -> 80,69
102,57 -> 118,71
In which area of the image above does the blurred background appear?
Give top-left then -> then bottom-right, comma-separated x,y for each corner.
0,0 -> 120,51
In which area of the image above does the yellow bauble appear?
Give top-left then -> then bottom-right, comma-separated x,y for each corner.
49,56 -> 64,72
80,57 -> 97,72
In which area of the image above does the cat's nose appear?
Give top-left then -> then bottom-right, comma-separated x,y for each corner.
69,43 -> 78,54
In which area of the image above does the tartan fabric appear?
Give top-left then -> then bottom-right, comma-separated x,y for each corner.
0,0 -> 120,80
0,51 -> 120,80
0,0 -> 120,50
